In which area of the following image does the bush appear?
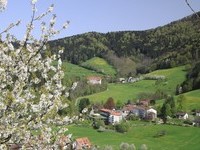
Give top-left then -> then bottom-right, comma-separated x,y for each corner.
139,144 -> 148,150
93,119 -> 105,129
115,122 -> 130,133
120,142 -> 130,150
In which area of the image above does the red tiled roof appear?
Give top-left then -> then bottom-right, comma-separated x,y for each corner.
100,108 -> 121,116
76,137 -> 91,148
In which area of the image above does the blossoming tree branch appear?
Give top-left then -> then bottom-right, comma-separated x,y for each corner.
0,0 -> 70,149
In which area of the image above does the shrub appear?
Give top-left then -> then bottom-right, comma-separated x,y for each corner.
120,142 -> 130,150
115,122 -> 130,133
139,144 -> 148,150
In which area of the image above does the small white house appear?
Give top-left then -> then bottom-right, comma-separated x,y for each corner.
176,112 -> 189,120
146,108 -> 157,120
87,76 -> 102,85
196,110 -> 200,116
100,109 -> 122,124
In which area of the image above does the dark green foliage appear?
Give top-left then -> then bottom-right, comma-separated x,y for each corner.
161,96 -> 176,123
153,130 -> 167,138
78,98 -> 90,113
177,94 -> 186,112
93,118 -> 105,129
115,122 -> 130,133
104,97 -> 115,110
181,61 -> 200,92
48,12 -> 200,75
69,79 -> 107,100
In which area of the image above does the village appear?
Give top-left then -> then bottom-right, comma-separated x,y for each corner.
55,75 -> 200,150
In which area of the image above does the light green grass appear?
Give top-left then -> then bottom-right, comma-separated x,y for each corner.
81,57 -> 116,77
156,89 -> 200,111
80,66 -> 187,103
147,66 -> 187,94
62,61 -> 103,80
181,89 -> 200,110
81,80 -> 156,103
66,124 -> 200,150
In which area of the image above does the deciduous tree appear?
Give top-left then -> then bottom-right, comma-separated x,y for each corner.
0,0 -> 70,148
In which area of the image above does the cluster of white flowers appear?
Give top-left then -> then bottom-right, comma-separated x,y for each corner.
0,0 -> 71,148
0,0 -> 7,11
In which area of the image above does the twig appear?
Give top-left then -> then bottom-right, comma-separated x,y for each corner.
185,0 -> 200,18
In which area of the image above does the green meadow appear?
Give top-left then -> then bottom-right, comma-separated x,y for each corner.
81,57 -> 117,77
62,61 -> 103,80
66,124 -> 200,150
183,90 -> 200,110
81,80 -> 156,103
146,66 -> 187,94
80,66 -> 187,103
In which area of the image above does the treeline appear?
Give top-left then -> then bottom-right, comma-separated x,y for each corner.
181,61 -> 200,92
48,12 -> 200,76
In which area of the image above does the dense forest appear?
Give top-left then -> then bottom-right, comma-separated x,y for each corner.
48,12 -> 200,74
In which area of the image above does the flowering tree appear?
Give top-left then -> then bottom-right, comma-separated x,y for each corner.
0,0 -> 70,149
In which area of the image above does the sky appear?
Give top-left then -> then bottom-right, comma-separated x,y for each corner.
0,0 -> 200,40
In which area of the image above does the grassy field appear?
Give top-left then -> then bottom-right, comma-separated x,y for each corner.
81,80 -> 157,103
155,89 -> 200,111
146,66 -> 187,94
66,124 -> 200,150
183,90 -> 200,110
62,61 -> 103,80
80,66 -> 187,103
81,57 -> 117,77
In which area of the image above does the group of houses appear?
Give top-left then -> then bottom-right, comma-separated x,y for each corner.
91,99 -> 158,125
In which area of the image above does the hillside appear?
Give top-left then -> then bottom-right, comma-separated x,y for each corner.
80,57 -> 116,77
80,66 -> 187,103
48,12 -> 200,76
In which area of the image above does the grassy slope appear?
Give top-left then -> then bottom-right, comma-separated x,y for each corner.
82,80 -> 156,103
146,66 -> 187,94
62,61 -> 103,80
66,124 -> 200,150
81,66 -> 187,103
183,90 -> 200,110
81,57 -> 116,77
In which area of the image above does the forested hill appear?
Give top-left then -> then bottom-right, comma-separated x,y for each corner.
48,12 -> 200,74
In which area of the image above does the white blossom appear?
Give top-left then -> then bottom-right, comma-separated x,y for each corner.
0,0 -> 70,148
31,0 -> 38,5
0,0 -> 7,11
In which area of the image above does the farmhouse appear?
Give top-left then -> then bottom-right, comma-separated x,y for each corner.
176,112 -> 189,120
122,104 -> 157,120
146,108 -> 157,120
99,108 -> 122,124
73,137 -> 92,150
195,110 -> 200,116
87,76 -> 102,85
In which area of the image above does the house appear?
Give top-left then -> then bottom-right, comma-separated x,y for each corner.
122,104 -> 157,120
99,108 -> 122,124
146,108 -> 157,120
121,104 -> 137,117
122,105 -> 147,119
176,112 -> 189,120
73,137 -> 92,150
119,78 -> 126,83
87,76 -> 102,85
195,110 -> 200,116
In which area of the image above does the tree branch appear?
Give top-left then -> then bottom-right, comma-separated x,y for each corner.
185,0 -> 200,18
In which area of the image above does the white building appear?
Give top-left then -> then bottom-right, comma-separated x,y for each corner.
100,109 -> 122,124
87,76 -> 102,85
